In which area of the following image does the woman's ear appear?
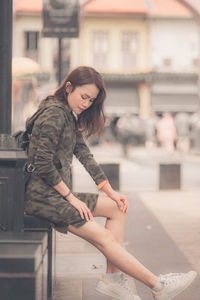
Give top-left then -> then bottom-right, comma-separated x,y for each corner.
65,81 -> 73,93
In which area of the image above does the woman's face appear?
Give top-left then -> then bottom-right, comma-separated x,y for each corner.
67,83 -> 99,115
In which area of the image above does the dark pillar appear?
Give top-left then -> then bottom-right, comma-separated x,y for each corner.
0,0 -> 12,134
99,163 -> 120,190
0,0 -> 27,232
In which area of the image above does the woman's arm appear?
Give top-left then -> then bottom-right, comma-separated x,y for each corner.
73,131 -> 108,185
73,132 -> 128,213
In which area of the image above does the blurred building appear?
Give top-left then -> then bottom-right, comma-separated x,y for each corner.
70,0 -> 200,117
73,0 -> 150,116
12,0 -> 200,118
13,0 -> 55,74
147,0 -> 199,113
182,0 -> 200,12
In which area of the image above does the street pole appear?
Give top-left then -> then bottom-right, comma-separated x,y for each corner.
0,0 -> 12,134
58,37 -> 63,85
0,0 -> 27,232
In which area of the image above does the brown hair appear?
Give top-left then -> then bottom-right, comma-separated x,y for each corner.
48,66 -> 106,137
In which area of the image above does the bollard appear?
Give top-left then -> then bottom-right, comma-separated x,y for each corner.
159,163 -> 181,190
100,163 -> 120,190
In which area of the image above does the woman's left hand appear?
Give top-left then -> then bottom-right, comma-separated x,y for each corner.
101,181 -> 128,213
109,191 -> 129,213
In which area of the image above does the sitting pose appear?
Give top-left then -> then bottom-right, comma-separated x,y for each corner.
24,66 -> 197,300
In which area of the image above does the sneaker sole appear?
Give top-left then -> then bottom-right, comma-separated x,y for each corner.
156,271 -> 197,300
95,285 -> 121,299
173,271 -> 197,300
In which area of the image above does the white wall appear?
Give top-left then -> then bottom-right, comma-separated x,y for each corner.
150,18 -> 199,71
13,15 -> 55,74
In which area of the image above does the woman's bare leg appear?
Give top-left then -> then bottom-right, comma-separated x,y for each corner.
93,195 -> 126,273
68,219 -> 158,288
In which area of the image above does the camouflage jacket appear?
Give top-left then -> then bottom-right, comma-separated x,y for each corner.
25,97 -> 107,200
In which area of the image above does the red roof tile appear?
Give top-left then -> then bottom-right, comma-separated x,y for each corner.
14,0 -> 191,18
83,0 -> 148,14
14,0 -> 42,13
82,0 -> 191,17
150,0 -> 192,16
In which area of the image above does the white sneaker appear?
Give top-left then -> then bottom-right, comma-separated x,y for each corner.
152,271 -> 197,300
96,273 -> 141,300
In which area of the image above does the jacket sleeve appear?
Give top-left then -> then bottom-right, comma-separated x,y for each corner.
73,131 -> 108,186
33,107 -> 65,187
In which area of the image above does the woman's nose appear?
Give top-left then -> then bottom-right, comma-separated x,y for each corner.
82,99 -> 90,108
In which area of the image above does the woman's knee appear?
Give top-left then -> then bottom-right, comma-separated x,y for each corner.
94,195 -> 126,220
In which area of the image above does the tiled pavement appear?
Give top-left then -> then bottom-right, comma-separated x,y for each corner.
53,145 -> 200,299
54,191 -> 200,300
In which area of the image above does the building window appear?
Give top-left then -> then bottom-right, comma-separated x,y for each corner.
121,31 -> 138,70
92,31 -> 109,69
163,58 -> 172,67
192,58 -> 199,68
24,31 -> 39,61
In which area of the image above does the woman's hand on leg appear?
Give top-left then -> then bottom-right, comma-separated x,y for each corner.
109,191 -> 129,213
99,182 -> 128,213
68,196 -> 93,221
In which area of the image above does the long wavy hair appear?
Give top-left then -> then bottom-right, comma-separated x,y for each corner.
45,66 -> 106,137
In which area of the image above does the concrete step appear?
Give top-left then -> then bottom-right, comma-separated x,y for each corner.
54,274 -> 138,300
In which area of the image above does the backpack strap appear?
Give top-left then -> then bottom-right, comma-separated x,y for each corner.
26,106 -> 49,134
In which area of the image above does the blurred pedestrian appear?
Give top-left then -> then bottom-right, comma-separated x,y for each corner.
145,113 -> 159,148
174,112 -> 190,153
24,66 -> 196,300
190,112 -> 200,150
156,113 -> 177,153
116,114 -> 145,157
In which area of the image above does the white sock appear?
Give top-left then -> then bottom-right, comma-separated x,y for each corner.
104,272 -> 122,282
152,279 -> 164,292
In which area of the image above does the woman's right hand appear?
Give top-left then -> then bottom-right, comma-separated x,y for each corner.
67,195 -> 93,222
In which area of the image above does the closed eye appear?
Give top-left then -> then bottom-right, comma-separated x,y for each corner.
81,94 -> 95,103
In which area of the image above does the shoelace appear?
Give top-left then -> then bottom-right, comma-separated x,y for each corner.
118,274 -> 133,295
159,273 -> 185,286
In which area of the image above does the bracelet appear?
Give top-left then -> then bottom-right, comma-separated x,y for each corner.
98,180 -> 108,190
63,190 -> 71,200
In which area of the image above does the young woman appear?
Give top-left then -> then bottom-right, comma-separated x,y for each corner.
24,66 -> 197,300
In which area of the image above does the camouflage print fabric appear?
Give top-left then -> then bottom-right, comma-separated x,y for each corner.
24,97 -> 107,233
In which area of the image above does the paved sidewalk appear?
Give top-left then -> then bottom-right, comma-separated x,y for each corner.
54,190 -> 200,299
54,216 -> 138,300
53,144 -> 200,299
126,191 -> 200,300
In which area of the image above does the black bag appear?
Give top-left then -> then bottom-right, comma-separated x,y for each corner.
12,106 -> 48,185
13,106 -> 48,153
13,130 -> 30,152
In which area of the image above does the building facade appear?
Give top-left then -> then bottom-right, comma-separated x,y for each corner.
148,0 -> 199,113
71,0 -> 150,116
70,0 -> 199,117
13,0 -> 200,118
